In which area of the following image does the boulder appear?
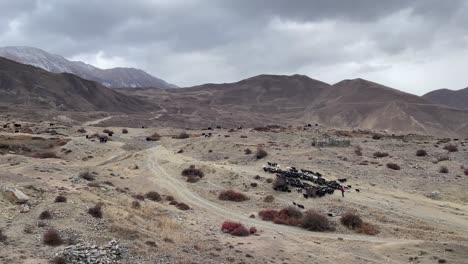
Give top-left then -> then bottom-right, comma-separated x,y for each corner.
1,187 -> 30,204
19,204 -> 30,213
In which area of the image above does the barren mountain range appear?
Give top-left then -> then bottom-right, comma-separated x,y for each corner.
0,46 -> 177,89
0,57 -> 154,112
423,87 -> 468,110
0,56 -> 467,136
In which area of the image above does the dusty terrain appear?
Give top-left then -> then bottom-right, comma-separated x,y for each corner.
1,115 -> 468,264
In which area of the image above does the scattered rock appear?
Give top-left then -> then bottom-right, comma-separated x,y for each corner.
1,187 -> 30,204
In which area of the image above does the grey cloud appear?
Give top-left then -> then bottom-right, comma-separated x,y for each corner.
0,0 -> 468,94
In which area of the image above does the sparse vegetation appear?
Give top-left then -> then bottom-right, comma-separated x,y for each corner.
43,228 -> 63,246
437,154 -> 450,162
439,166 -> 449,174
416,149 -> 427,157
146,132 -> 161,141
79,171 -> 95,181
386,163 -> 400,170
443,144 -> 458,152
340,212 -> 363,229
32,152 -> 59,159
131,200 -> 141,209
174,131 -> 190,139
0,229 -> 7,243
145,191 -> 162,202
39,210 -> 52,220
221,221 -> 250,237
87,203 -> 103,218
176,203 -> 190,210
356,222 -> 379,235
301,210 -> 332,232
54,195 -> 67,203
255,147 -> 268,159
259,210 -> 279,221
354,145 -> 362,156
263,195 -> 275,203
373,151 -> 389,158
218,190 -> 249,202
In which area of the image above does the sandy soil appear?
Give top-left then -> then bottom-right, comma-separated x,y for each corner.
1,117 -> 467,264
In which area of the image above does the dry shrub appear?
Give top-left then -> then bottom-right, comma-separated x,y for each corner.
443,144 -> 458,152
354,145 -> 362,156
372,134 -> 382,140
230,225 -> 250,237
169,201 -> 178,205
437,154 -> 450,162
54,195 -> 67,203
373,151 -> 389,158
249,227 -> 257,234
240,135 -> 248,139
263,195 -> 275,203
218,190 -> 249,202
165,195 -> 175,201
77,128 -> 86,133
301,210 -> 331,232
340,212 -> 363,229
272,177 -> 288,190
177,149 -> 184,153
50,256 -> 67,264
439,166 -> 449,173
0,230 -> 6,243
145,191 -> 162,202
174,131 -> 190,139
134,194 -> 145,201
181,165 -> 204,178
244,148 -> 252,155
43,228 -> 63,246
122,128 -> 128,134
103,129 -> 114,136
186,175 -> 200,183
131,200 -> 141,209
386,163 -> 400,170
32,152 -> 58,159
259,210 -> 279,221
464,168 -> 468,176
356,222 -> 379,235
79,171 -> 95,181
176,203 -> 190,210
416,149 -> 427,157
221,221 -> 242,233
255,147 -> 268,159
39,210 -> 52,220
87,203 -> 103,218
146,133 -> 161,141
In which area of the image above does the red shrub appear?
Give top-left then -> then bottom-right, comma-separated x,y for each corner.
465,168 -> 468,176
221,221 -> 243,233
273,217 -> 303,226
258,210 -> 279,221
249,227 -> 257,234
231,226 -> 250,237
218,190 -> 249,202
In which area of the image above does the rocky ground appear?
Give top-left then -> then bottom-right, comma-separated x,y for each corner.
1,115 -> 468,264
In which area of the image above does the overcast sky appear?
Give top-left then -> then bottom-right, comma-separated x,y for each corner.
1,0 -> 468,94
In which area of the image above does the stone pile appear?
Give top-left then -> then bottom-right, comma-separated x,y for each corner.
58,240 -> 128,263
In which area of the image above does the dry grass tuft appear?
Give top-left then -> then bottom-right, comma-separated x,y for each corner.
218,190 -> 249,202
301,210 -> 332,232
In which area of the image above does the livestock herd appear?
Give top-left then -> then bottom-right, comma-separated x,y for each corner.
263,162 -> 352,198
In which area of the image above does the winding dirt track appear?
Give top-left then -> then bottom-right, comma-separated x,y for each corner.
144,146 -> 421,245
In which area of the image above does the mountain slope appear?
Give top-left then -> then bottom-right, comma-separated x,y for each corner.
422,87 -> 468,109
0,57 -> 154,112
121,75 -> 468,136
0,46 -> 177,89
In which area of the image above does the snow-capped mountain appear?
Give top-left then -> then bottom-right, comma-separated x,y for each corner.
0,46 -> 177,89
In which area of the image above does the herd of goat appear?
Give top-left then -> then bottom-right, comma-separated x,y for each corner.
263,162 -> 356,200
